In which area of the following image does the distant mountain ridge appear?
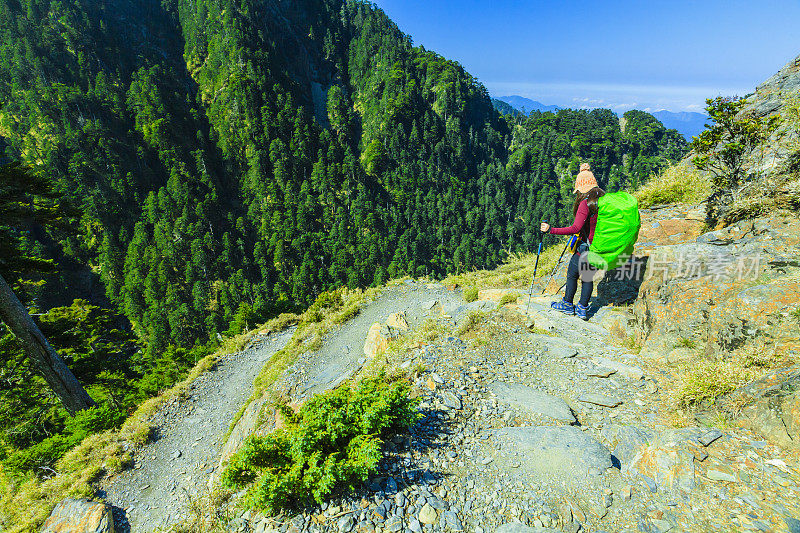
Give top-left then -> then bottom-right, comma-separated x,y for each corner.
651,111 -> 708,141
490,98 -> 520,117
495,95 -> 561,114
495,94 -> 707,141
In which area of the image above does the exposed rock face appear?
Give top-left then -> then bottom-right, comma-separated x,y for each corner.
386,312 -> 409,331
364,322 -> 391,358
627,429 -> 703,493
41,499 -> 114,533
364,317 -> 406,359
634,214 -> 800,362
732,367 -> 800,449
488,382 -> 576,424
744,53 -> 800,118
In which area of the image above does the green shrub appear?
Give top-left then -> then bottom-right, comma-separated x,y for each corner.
222,375 -> 419,514
463,286 -> 479,302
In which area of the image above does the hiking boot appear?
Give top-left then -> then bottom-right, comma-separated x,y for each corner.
551,300 -> 575,315
575,303 -> 589,320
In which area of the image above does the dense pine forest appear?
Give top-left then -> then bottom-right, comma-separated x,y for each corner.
0,0 -> 687,475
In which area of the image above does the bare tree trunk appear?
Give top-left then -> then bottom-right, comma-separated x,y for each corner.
0,273 -> 95,414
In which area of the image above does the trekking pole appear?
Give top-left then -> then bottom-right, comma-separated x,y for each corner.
526,226 -> 545,312
540,234 -> 576,295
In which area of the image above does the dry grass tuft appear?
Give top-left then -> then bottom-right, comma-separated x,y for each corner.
160,487 -> 233,533
497,292 -> 520,306
443,243 -> 564,294
660,343 -> 792,427
607,321 -> 642,353
635,162 -> 712,208
455,310 -> 486,337
462,286 -> 479,302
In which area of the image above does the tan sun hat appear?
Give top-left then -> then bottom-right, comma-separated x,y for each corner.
574,163 -> 598,194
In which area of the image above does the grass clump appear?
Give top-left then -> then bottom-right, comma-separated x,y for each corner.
674,360 -> 739,409
635,162 -> 712,208
663,344 -> 790,425
463,286 -> 479,302
674,338 -> 697,349
221,374 -> 419,514
456,310 -> 486,337
497,292 -> 519,306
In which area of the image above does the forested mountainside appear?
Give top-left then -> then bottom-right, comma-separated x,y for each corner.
0,0 -> 686,476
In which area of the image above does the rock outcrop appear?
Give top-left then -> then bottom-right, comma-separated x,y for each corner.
41,499 -> 115,533
731,367 -> 800,449
634,214 -> 800,363
744,53 -> 800,118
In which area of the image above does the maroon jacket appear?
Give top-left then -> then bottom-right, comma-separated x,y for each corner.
549,200 -> 596,243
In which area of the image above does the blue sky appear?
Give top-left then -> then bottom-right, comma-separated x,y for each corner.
371,0 -> 800,112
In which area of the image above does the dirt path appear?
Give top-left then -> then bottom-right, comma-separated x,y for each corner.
101,329 -> 293,532
278,281 -> 476,401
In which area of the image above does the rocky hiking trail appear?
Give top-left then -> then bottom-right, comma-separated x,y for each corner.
219,277 -> 800,533
99,205 -> 800,533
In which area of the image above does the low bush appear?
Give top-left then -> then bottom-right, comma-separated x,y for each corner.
221,375 -> 419,514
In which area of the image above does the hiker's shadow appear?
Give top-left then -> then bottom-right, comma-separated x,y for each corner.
595,256 -> 650,309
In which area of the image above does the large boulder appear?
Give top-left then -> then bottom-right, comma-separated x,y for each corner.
41,498 -> 115,533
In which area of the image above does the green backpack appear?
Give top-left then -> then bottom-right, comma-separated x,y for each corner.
587,192 -> 641,270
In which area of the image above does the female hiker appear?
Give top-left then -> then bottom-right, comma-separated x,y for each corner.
540,163 -> 605,320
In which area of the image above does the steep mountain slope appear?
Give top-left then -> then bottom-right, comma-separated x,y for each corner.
0,0 -> 687,352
